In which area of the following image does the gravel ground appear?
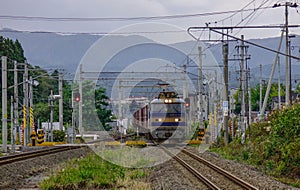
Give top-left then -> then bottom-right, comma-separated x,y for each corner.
0,146 -> 92,190
149,145 -> 299,190
1,145 -> 299,190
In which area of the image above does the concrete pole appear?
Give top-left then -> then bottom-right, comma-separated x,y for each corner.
285,3 -> 290,106
198,46 -> 203,128
79,64 -> 83,137
259,64 -> 262,113
50,90 -> 54,142
248,67 -> 252,127
240,35 -> 246,133
261,30 -> 284,118
59,73 -> 63,131
29,76 -> 33,135
214,70 -> 218,140
183,63 -> 189,134
278,57 -> 281,109
223,43 -> 229,145
23,63 -> 29,146
14,61 -> 19,144
2,56 -> 8,153
118,80 -> 122,131
11,96 -> 15,152
71,90 -> 76,143
183,64 -> 187,99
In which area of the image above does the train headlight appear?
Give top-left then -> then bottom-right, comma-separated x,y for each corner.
164,99 -> 172,103
175,118 -> 179,122
158,118 -> 163,122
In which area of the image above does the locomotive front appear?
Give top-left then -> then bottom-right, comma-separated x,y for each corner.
149,91 -> 186,140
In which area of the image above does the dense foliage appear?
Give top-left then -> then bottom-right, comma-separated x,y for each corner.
212,104 -> 300,187
233,83 -> 285,114
53,130 -> 66,142
73,81 -> 113,131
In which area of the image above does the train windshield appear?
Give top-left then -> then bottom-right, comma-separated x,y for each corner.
151,103 -> 182,113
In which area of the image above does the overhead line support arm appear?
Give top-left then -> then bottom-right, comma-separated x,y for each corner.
187,25 -> 300,61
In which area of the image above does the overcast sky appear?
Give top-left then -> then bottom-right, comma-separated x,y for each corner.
1,0 -> 300,39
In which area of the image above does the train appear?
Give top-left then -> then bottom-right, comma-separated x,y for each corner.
132,91 -> 187,141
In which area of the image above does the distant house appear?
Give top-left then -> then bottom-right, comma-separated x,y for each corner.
271,93 -> 300,110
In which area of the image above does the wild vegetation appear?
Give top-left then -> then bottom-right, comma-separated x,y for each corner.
212,103 -> 300,187
40,153 -> 150,189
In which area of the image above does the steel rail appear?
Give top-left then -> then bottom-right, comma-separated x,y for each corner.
182,149 -> 259,190
0,146 -> 81,166
161,146 -> 221,190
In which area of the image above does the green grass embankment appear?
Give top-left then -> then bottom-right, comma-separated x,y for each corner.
211,103 -> 300,187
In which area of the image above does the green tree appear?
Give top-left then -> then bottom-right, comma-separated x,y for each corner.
296,82 -> 300,93
95,87 -> 113,130
72,81 -> 113,131
234,83 -> 285,114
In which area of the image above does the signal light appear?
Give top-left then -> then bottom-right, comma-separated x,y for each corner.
184,98 -> 190,107
75,93 -> 80,102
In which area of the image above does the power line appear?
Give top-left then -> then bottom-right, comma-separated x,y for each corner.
0,6 -> 273,22
0,28 -> 186,35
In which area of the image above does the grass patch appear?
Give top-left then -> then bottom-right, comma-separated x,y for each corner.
40,153 -> 151,190
97,146 -> 155,168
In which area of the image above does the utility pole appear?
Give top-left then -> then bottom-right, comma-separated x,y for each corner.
247,67 -> 252,130
59,73 -> 63,131
118,80 -> 123,140
261,30 -> 284,118
23,62 -> 29,146
49,90 -> 54,142
71,91 -> 76,143
2,56 -> 8,153
285,2 -> 289,106
213,70 -> 218,142
11,96 -> 15,152
271,2 -> 299,105
259,64 -> 262,113
223,43 -> 229,145
183,63 -> 189,134
198,46 -> 203,128
240,35 -> 246,133
79,64 -> 83,137
14,61 -> 19,146
29,76 -> 34,135
278,57 -> 281,109
183,64 -> 187,99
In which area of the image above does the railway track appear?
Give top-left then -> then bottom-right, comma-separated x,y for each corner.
162,146 -> 258,190
0,146 -> 81,166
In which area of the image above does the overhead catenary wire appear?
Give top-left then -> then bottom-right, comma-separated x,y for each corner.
0,6 -> 274,22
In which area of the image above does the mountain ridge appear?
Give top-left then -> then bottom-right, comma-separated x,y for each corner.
1,29 -> 299,88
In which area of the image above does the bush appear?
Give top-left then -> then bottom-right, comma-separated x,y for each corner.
53,130 -> 65,142
211,104 -> 300,187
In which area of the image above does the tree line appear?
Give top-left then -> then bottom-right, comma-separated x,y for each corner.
0,36 -> 113,139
